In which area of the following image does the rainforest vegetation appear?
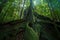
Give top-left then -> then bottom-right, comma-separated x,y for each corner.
0,0 -> 60,40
